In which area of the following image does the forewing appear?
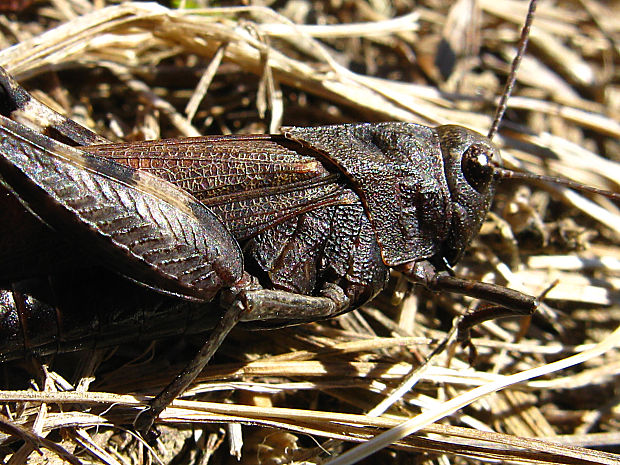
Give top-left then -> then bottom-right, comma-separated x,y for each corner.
84,135 -> 354,240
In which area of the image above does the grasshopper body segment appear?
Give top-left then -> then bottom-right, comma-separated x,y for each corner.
0,269 -> 221,362
284,123 -> 501,267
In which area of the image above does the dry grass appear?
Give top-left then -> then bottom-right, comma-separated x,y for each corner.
0,0 -> 619,463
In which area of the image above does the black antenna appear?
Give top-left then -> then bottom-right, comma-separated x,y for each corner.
487,0 -> 538,140
485,0 -> 618,203
494,166 -> 620,201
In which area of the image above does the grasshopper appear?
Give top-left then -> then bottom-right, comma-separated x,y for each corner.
0,0 -> 618,460
1,63 -> 547,429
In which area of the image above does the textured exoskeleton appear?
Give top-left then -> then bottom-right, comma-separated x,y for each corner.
0,65 -> 536,429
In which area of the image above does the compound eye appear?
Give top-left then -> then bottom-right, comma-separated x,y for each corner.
461,144 -> 494,193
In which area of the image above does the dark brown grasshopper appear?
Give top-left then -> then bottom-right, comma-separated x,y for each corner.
0,69 -> 527,427
0,1 -> 618,438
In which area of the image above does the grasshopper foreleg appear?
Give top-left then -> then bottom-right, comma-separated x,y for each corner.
399,260 -> 539,344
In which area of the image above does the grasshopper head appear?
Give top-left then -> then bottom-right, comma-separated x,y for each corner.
436,125 -> 501,266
